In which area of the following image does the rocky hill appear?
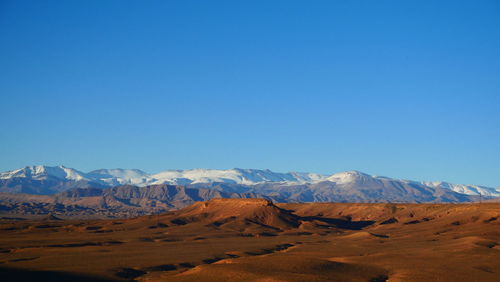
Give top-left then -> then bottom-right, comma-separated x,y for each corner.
0,184 -> 271,218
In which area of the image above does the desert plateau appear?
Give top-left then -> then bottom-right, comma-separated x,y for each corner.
0,199 -> 498,281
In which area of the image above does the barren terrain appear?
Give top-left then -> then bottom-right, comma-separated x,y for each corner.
0,199 -> 498,281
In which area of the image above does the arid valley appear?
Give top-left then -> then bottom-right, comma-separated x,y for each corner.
0,199 -> 498,281
2,1 -> 500,281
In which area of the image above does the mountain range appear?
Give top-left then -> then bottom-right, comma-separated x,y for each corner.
1,165 -> 499,217
1,165 -> 499,198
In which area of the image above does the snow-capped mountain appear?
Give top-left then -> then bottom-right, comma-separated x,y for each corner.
0,165 -> 498,199
421,181 -> 500,197
0,166 -> 327,194
88,168 -> 151,186
149,168 -> 325,185
0,165 -> 107,194
0,165 -> 91,182
324,170 -> 376,184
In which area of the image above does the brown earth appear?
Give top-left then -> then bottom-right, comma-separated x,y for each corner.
0,199 -> 498,281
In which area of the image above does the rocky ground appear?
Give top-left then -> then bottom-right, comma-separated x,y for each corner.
0,199 -> 498,281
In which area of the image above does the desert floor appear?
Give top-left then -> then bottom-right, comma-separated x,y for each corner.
0,199 -> 498,281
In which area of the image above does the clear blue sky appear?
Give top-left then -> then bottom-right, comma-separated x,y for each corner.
1,1 -> 499,186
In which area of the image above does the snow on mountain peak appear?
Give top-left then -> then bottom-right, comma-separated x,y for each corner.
325,170 -> 372,184
87,168 -> 150,186
422,181 -> 500,197
149,168 -> 316,185
0,165 -> 89,181
1,165 -> 499,198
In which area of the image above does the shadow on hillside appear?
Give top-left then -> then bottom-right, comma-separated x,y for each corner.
0,267 -> 117,282
301,216 -> 375,230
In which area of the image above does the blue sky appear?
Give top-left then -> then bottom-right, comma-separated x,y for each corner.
1,1 -> 499,186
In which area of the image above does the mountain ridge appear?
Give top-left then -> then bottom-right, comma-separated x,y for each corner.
0,165 -> 499,198
0,184 -> 273,217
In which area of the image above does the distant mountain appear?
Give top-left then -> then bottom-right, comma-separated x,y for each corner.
0,170 -> 490,217
421,181 -> 499,197
0,165 -> 106,194
0,165 -> 90,181
241,171 -> 476,203
0,166 -> 498,201
149,168 -> 326,185
0,184 -> 271,217
87,168 -> 151,186
0,166 -> 327,195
